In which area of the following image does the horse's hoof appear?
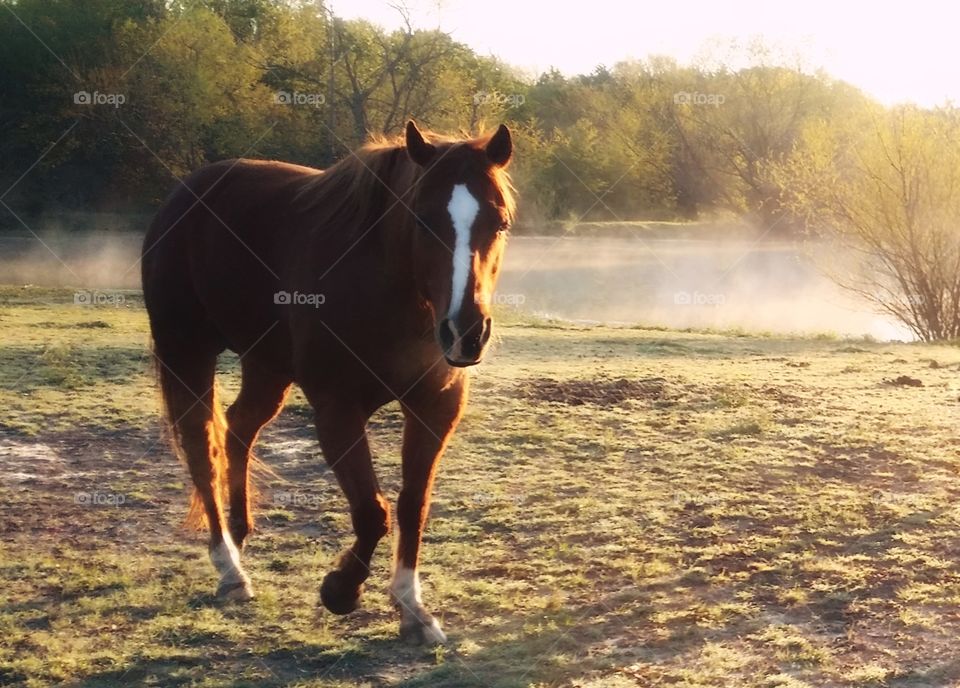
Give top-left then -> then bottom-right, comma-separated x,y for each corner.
320,570 -> 361,615
400,615 -> 447,645
217,578 -> 254,601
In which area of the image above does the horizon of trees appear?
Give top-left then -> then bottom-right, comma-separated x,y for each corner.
0,0 -> 884,231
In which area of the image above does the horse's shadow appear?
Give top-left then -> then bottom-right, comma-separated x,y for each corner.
72,634 -> 444,688
69,591 -> 960,688
73,504 -> 960,687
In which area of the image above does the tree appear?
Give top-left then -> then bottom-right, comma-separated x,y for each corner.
0,0 -> 167,213
332,13 -> 461,141
118,6 -> 272,200
668,43 -> 864,230
782,105 -> 960,341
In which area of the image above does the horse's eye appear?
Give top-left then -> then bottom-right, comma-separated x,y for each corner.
497,221 -> 510,234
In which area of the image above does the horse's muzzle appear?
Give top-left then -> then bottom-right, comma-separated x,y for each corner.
439,316 -> 492,367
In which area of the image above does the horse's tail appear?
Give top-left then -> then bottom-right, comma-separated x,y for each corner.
152,339 -> 229,530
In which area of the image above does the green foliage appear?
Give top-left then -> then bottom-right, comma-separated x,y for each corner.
0,0 -> 952,240
780,105 -> 960,340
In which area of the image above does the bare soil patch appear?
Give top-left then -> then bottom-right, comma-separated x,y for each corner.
516,375 -> 667,406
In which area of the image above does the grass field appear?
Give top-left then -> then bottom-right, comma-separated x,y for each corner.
2,285 -> 960,687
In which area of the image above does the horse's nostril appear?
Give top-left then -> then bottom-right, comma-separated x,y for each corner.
438,318 -> 456,351
480,317 -> 492,346
439,317 -> 489,363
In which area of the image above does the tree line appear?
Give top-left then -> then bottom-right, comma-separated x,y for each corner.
0,0 -> 871,229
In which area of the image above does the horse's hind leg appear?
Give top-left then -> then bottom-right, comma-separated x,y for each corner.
157,345 -> 254,601
224,361 -> 290,548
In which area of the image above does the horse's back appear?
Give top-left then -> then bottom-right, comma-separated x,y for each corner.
143,157 -> 319,271
142,159 -> 320,362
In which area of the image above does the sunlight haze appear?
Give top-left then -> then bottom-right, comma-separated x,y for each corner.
331,0 -> 959,106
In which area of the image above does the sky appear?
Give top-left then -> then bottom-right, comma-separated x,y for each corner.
329,0 -> 959,107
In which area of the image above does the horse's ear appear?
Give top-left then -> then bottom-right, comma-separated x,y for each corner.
485,124 -> 512,167
405,120 -> 436,166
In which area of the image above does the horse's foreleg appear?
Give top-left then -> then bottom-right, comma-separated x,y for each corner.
312,403 -> 389,615
393,375 -> 467,644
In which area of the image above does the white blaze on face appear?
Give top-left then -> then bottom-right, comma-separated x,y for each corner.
446,184 -> 480,318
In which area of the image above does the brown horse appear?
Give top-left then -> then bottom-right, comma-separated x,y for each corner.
141,121 -> 515,644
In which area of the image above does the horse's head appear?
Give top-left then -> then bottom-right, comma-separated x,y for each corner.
405,120 -> 515,367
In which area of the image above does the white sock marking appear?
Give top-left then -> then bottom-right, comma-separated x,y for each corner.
446,184 -> 480,318
391,564 -> 446,642
390,566 -> 422,606
210,531 -> 245,582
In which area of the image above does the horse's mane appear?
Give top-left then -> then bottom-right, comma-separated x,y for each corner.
294,129 -> 516,244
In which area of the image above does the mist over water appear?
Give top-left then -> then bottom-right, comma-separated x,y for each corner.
0,232 -> 144,289
498,237 -> 911,341
0,230 -> 910,341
